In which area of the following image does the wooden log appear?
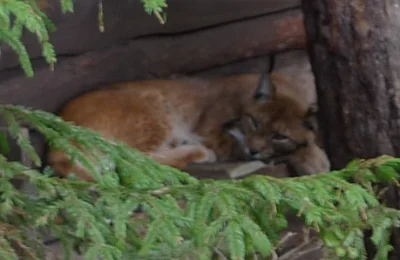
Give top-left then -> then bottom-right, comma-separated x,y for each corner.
0,0 -> 300,71
191,55 -> 272,79
0,9 -> 305,114
183,160 -> 291,179
301,0 -> 400,258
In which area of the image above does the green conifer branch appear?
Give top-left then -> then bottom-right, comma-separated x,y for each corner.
2,1 -> 398,259
0,104 -> 400,260
0,0 -> 168,77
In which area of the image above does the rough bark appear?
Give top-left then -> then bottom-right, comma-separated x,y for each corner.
302,0 -> 400,169
302,0 -> 400,258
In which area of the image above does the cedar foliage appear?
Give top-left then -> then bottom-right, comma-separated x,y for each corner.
1,1 -> 400,260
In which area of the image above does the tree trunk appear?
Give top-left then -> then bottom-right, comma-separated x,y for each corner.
301,0 -> 400,169
301,0 -> 400,258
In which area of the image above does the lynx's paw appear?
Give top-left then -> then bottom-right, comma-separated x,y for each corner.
151,145 -> 217,169
287,144 -> 331,176
192,146 -> 217,164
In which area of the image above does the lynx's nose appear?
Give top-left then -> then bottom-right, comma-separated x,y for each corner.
249,149 -> 259,156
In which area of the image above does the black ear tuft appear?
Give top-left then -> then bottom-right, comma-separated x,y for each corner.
254,73 -> 275,102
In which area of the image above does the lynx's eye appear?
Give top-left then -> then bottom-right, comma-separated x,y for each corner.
302,119 -> 315,131
272,133 -> 296,154
272,133 -> 288,141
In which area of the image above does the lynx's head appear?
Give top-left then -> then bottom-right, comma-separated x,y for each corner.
223,72 -> 320,163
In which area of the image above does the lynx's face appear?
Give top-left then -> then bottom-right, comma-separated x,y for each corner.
223,73 -> 318,162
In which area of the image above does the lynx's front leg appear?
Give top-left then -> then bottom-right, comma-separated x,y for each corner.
149,145 -> 217,169
286,144 -> 331,176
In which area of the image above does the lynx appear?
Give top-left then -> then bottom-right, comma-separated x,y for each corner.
47,72 -> 330,181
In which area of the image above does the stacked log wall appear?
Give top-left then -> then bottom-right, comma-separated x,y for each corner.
0,2 -> 323,259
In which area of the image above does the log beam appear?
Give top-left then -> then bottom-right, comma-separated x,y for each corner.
0,9 -> 305,113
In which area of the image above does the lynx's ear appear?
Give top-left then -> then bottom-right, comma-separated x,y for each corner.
253,73 -> 275,102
